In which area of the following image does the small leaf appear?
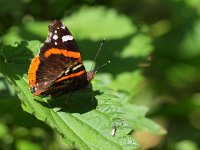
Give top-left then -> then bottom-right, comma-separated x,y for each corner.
123,104 -> 167,135
1,26 -> 24,45
109,71 -> 144,95
63,6 -> 136,40
180,20 -> 200,58
0,41 -> 139,150
120,34 -> 154,58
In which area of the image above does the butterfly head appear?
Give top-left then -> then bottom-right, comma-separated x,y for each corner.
87,71 -> 96,81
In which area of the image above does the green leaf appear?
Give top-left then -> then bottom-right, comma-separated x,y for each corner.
109,71 -> 144,95
2,6 -> 136,44
63,6 -> 136,40
0,121 -> 8,139
2,22 -> 48,45
16,140 -> 42,150
120,34 -> 154,58
0,75 -> 16,98
0,41 -> 139,150
174,140 -> 199,150
123,104 -> 167,135
180,20 -> 200,58
1,26 -> 24,45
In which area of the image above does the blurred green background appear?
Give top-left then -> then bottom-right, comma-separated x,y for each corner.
0,0 -> 200,149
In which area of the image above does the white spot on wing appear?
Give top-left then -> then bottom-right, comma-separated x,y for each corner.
62,35 -> 73,42
72,64 -> 82,71
54,30 -> 57,34
55,42 -> 57,45
65,68 -> 70,74
61,25 -> 65,29
53,34 -> 58,40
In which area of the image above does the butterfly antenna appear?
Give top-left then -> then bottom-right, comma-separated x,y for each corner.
95,60 -> 111,73
90,38 -> 106,71
87,39 -> 110,82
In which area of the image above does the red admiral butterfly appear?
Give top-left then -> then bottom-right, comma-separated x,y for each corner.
28,20 -> 95,96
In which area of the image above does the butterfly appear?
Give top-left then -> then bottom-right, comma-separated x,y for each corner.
28,20 -> 95,96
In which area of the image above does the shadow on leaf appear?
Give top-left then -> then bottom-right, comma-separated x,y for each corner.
35,87 -> 100,114
0,41 -> 34,79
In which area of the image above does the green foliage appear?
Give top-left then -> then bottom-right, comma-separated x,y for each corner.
1,0 -> 200,150
0,41 -> 139,149
64,6 -> 136,40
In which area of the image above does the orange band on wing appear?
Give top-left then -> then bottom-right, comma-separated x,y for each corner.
55,70 -> 85,83
44,48 -> 82,62
28,56 -> 40,86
